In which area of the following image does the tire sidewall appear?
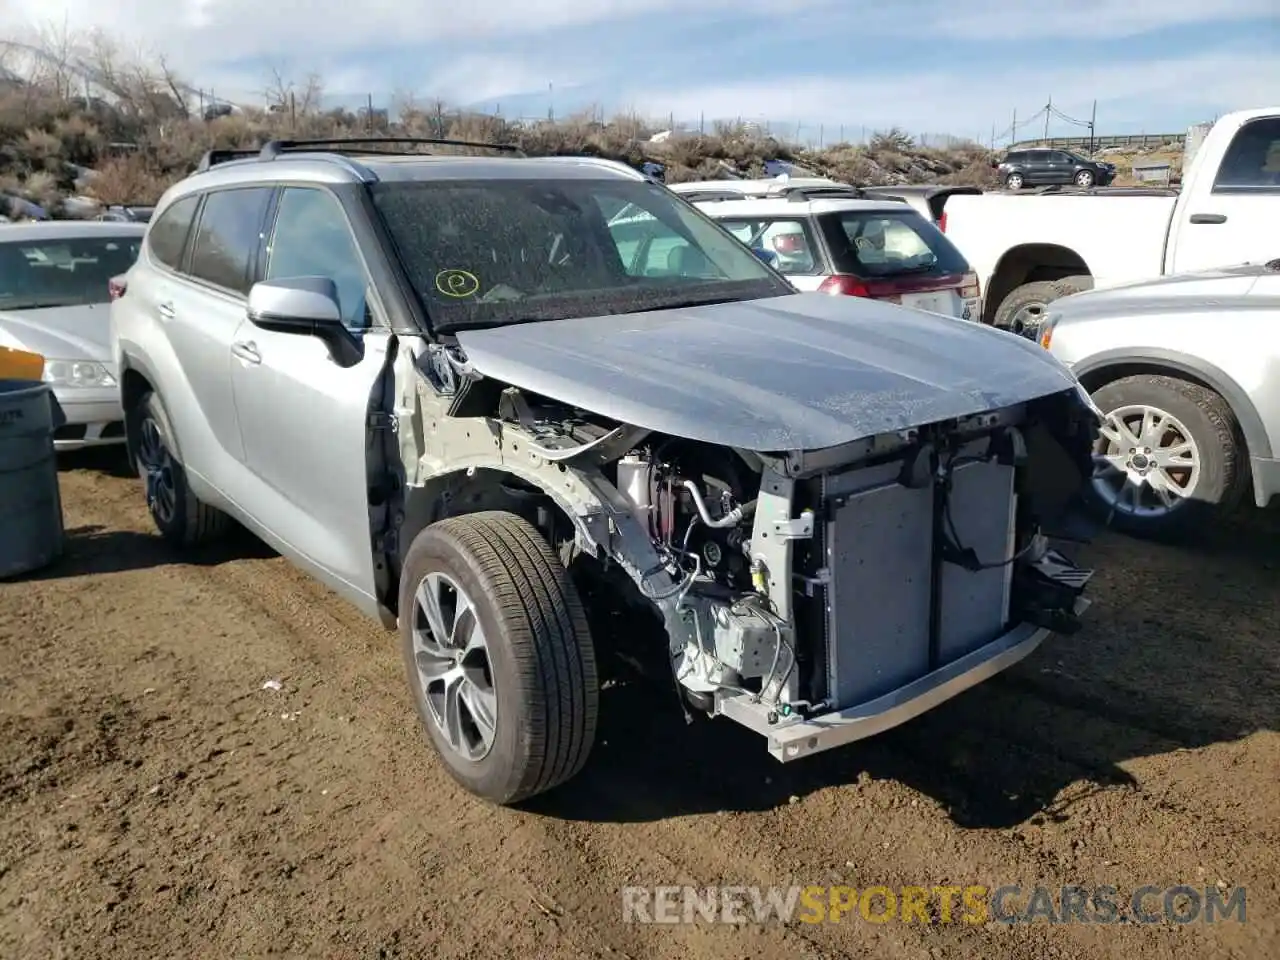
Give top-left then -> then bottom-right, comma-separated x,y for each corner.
398,529 -> 530,801
1084,378 -> 1230,537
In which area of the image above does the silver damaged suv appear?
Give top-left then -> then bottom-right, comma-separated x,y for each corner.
110,138 -> 1099,805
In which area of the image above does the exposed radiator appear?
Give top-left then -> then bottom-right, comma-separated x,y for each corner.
820,442 -> 1017,709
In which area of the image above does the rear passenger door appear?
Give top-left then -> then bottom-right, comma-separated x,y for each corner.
161,186 -> 274,480
228,185 -> 390,604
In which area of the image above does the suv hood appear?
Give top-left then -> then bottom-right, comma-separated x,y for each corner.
455,293 -> 1077,451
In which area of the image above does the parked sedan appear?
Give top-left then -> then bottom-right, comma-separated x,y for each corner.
0,221 -> 145,449
1033,260 -> 1280,539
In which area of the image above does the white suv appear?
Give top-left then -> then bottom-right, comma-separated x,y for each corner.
670,178 -> 983,321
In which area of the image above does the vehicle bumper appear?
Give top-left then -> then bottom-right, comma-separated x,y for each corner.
54,394 -> 126,451
718,597 -> 1089,762
1251,456 -> 1280,508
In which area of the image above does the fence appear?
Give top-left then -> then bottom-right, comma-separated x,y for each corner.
1008,133 -> 1186,152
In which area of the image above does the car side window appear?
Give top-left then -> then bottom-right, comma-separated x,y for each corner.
187,187 -> 273,294
146,195 -> 199,270
718,218 -> 819,275
264,187 -> 373,330
1214,117 -> 1280,191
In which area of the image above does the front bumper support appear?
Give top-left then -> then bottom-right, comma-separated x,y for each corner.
717,597 -> 1089,762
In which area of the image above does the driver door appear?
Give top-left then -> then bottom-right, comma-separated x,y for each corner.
228,185 -> 391,610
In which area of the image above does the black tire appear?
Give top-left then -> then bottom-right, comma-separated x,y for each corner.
1082,375 -> 1244,541
1074,169 -> 1095,187
130,391 -> 230,546
992,275 -> 1093,332
398,511 -> 599,805
1005,172 -> 1024,189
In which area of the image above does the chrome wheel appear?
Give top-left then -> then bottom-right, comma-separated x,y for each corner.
1091,403 -> 1201,517
1006,173 -> 1024,189
137,416 -> 177,525
1075,170 -> 1094,187
1009,300 -> 1048,334
411,572 -> 498,762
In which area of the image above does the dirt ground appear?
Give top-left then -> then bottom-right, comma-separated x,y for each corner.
1,450 -> 1277,960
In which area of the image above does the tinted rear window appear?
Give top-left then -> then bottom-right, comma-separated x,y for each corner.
0,234 -> 142,310
816,211 -> 970,279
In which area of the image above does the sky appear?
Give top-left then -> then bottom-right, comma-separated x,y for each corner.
2,0 -> 1278,145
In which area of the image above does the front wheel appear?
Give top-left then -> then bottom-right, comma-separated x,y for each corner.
399,511 -> 599,805
1074,169 -> 1096,187
1083,375 -> 1245,540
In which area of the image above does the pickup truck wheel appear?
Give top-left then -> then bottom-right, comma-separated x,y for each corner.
399,511 -> 599,805
131,390 -> 230,546
1074,169 -> 1095,187
1083,375 -> 1242,540
1004,172 -> 1024,189
992,276 -> 1093,333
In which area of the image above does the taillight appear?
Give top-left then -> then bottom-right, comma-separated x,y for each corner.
108,276 -> 127,301
958,271 -> 981,299
817,275 -> 871,297
937,211 -> 947,232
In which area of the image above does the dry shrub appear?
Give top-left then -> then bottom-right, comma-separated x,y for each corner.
21,171 -> 61,207
85,155 -> 173,205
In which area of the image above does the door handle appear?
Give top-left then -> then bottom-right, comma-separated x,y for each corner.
156,301 -> 175,319
1189,213 -> 1227,224
231,341 -> 261,364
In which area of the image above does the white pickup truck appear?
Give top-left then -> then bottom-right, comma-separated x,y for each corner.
940,106 -> 1280,331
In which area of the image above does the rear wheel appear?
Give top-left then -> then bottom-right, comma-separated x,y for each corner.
1005,172 -> 1025,189
131,391 -> 230,546
992,275 -> 1093,333
1083,375 -> 1245,540
399,511 -> 599,805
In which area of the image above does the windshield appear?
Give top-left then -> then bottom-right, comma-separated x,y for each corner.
370,178 -> 789,330
0,235 -> 141,310
816,210 -> 971,279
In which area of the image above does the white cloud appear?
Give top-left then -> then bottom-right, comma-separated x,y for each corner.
627,49 -> 1280,136
850,0 -> 1278,40
1,0 -> 1276,124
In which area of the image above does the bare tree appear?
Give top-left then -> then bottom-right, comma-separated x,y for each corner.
30,16 -> 84,100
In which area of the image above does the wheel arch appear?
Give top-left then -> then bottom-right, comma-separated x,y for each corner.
1073,349 -> 1272,462
394,459 -> 682,636
116,352 -> 164,463
984,243 -> 1093,325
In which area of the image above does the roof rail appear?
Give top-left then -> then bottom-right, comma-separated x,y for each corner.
195,148 -> 260,172
777,184 -> 871,201
677,188 -> 753,202
257,137 -> 525,160
195,137 -> 526,173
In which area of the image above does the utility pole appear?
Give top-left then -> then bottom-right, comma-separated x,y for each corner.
1089,99 -> 1097,154
1044,96 -> 1051,144
1011,108 -> 1017,146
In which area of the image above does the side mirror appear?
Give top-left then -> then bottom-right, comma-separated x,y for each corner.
246,277 -> 362,366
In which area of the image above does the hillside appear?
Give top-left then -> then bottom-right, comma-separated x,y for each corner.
1,66 -> 1176,217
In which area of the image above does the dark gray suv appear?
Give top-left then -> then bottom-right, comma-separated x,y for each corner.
995,149 -> 1116,189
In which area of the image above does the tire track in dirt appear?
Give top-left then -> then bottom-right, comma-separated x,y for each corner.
41,464 -> 843,959
3,457 -> 1277,959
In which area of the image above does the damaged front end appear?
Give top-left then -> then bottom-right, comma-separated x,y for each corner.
403,330 -> 1100,765
600,390 -> 1098,761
